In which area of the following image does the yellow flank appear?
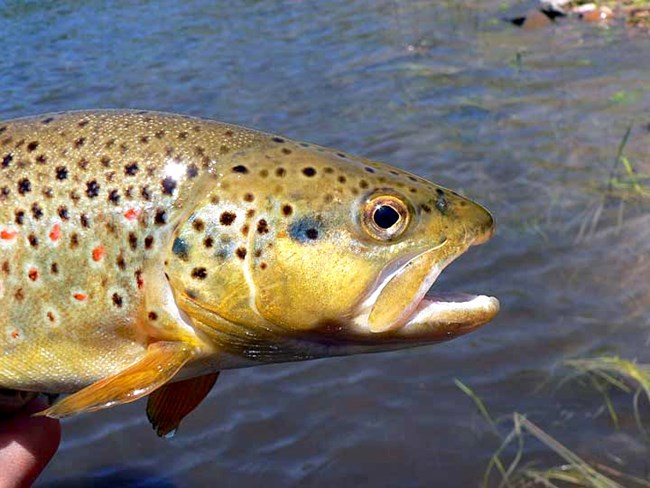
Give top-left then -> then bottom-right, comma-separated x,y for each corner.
0,110 -> 499,432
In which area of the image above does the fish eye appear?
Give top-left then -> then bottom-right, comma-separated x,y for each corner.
362,193 -> 410,241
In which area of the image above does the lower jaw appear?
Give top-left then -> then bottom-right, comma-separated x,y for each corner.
396,291 -> 500,340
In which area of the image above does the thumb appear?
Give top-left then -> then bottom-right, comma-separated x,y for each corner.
0,397 -> 61,487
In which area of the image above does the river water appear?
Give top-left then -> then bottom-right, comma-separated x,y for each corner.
1,0 -> 649,486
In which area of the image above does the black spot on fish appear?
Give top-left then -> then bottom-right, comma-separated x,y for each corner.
86,180 -> 100,198
17,178 -> 31,195
58,206 -> 69,220
192,219 -> 205,232
128,232 -> 138,251
55,166 -> 68,180
191,267 -> 207,279
31,203 -> 43,220
124,162 -> 139,176
220,212 -> 236,226
257,219 -> 269,234
161,177 -> 177,195
172,237 -> 190,261
108,189 -> 120,204
232,165 -> 249,174
154,209 -> 168,225
112,293 -> 123,308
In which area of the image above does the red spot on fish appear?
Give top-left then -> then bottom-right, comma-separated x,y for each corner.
49,224 -> 61,241
73,293 -> 87,301
10,330 -> 19,339
124,208 -> 139,221
92,245 -> 106,262
1,229 -> 17,240
28,268 -> 39,281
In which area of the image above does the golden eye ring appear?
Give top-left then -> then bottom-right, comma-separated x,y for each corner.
361,192 -> 411,241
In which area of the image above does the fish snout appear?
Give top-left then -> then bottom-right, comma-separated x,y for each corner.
470,206 -> 495,246
449,193 -> 495,246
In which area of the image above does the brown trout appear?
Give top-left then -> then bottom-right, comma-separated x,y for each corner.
0,110 -> 498,436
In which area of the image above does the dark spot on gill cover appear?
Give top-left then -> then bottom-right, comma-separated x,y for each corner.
289,216 -> 323,243
172,237 -> 190,261
191,267 -> 207,279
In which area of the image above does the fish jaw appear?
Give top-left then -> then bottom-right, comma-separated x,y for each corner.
390,293 -> 499,342
350,205 -> 499,344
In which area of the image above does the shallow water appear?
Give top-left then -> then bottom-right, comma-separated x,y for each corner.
1,0 -> 649,486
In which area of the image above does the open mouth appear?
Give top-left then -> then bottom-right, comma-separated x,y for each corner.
352,239 -> 499,341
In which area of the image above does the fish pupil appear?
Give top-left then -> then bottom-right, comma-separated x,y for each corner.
373,205 -> 400,229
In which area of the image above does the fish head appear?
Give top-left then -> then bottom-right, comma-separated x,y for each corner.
166,139 -> 498,359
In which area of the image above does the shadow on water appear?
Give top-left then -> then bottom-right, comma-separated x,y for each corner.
40,467 -> 176,488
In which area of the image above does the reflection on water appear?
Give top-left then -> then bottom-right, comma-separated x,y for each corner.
1,0 -> 648,486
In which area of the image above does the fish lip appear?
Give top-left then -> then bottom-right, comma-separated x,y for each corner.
352,234 -> 499,339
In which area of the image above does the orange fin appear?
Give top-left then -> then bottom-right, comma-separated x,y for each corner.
146,372 -> 220,437
37,342 -> 193,419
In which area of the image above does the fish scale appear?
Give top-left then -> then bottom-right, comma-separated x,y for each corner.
0,110 -> 498,436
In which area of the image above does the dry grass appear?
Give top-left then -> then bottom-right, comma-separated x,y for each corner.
455,376 -> 650,487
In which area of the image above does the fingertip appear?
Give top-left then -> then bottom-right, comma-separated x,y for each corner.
0,397 -> 61,486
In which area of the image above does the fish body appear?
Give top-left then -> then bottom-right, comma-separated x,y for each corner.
0,110 -> 498,434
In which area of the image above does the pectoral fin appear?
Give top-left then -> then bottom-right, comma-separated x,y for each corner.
37,342 -> 194,419
146,372 -> 220,437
